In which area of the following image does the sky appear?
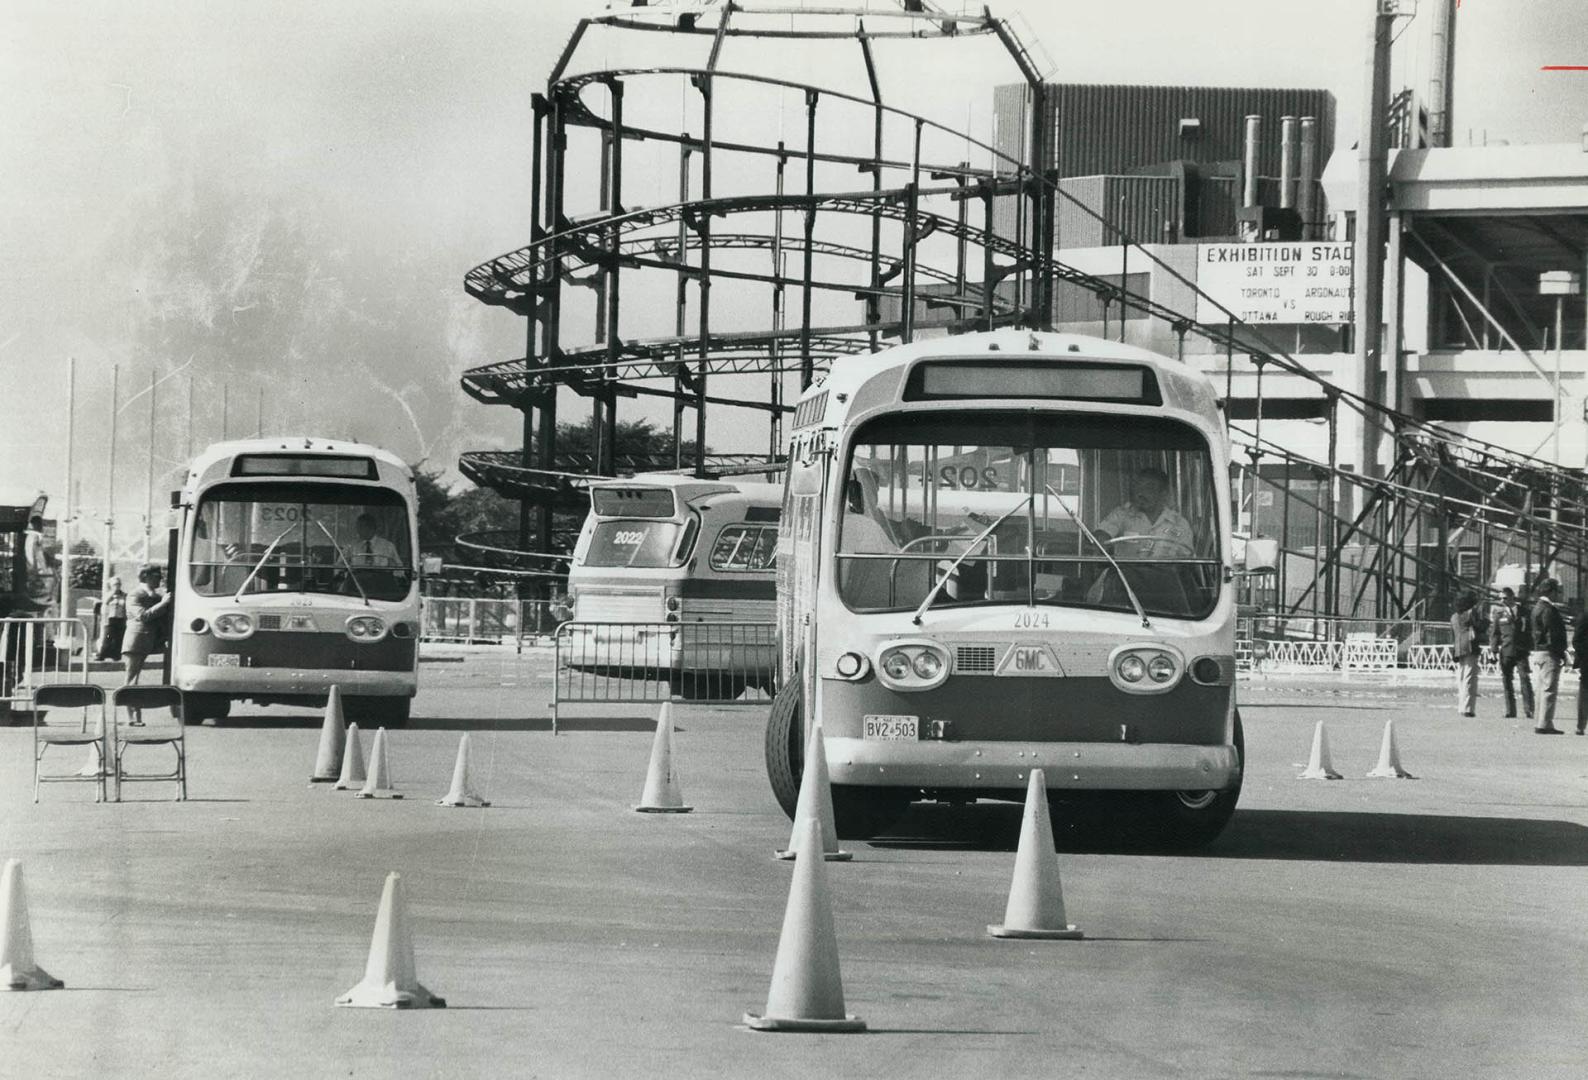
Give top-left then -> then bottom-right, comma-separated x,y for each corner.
2,0 -> 1585,537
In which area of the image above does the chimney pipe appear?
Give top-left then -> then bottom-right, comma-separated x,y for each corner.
1279,115 -> 1297,209
1428,0 -> 1457,147
1241,115 -> 1262,210
1297,116 -> 1318,239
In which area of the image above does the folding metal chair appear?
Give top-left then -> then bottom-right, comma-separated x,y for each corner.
110,686 -> 187,802
31,684 -> 108,803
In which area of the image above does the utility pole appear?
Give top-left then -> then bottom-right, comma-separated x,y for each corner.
144,368 -> 157,561
1349,4 -> 1395,491
102,364 -> 119,592
58,358 -> 75,622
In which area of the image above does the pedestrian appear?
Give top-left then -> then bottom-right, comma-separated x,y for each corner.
1450,591 -> 1482,717
97,575 -> 128,661
1574,598 -> 1588,736
1489,585 -> 1535,720
121,564 -> 173,726
1528,577 -> 1569,734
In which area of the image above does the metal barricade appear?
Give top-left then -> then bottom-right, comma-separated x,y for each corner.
552,621 -> 776,733
0,618 -> 91,718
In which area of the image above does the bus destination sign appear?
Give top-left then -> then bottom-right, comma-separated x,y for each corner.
1195,242 -> 1353,325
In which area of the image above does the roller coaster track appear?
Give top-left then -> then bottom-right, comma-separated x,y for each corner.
464,184 -> 1035,313
457,449 -> 783,505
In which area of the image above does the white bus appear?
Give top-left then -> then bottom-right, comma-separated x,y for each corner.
768,329 -> 1273,846
564,474 -> 780,698
169,438 -> 421,724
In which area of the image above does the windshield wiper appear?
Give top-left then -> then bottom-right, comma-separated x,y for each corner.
312,519 -> 371,607
911,493 -> 1032,626
1044,484 -> 1151,630
232,525 -> 299,602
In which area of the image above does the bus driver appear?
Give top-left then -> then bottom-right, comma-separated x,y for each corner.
350,513 -> 401,567
1092,467 -> 1194,559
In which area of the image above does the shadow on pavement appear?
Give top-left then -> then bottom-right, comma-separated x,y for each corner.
1208,809 -> 1588,866
868,802 -> 1588,865
214,714 -> 658,733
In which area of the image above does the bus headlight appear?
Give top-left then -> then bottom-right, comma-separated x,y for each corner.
1109,644 -> 1183,694
213,612 -> 254,640
345,615 -> 388,642
876,641 -> 950,691
882,651 -> 913,680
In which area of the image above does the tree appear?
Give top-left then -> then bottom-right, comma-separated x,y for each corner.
68,539 -> 102,591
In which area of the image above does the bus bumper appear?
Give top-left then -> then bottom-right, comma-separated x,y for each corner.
824,737 -> 1239,793
174,666 -> 416,698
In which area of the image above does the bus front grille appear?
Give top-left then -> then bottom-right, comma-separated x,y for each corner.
954,646 -> 998,674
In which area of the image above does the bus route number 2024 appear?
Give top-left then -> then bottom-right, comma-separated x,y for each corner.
1013,609 -> 1050,629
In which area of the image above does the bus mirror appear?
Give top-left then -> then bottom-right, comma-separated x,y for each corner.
420,555 -> 443,579
1243,537 -> 1278,575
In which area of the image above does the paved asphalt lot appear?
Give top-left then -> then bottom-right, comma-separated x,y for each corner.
4,650 -> 1587,1078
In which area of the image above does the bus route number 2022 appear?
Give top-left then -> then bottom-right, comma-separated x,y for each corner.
1013,609 -> 1050,629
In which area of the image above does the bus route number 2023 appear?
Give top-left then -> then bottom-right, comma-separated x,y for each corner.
1013,609 -> 1050,629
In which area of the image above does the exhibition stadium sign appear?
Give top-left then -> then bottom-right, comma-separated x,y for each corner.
1196,241 -> 1354,325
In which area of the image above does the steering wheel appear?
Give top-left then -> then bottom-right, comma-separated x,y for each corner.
1102,534 -> 1198,557
899,533 -> 973,554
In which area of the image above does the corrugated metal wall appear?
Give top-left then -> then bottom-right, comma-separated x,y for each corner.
995,83 -> 1337,180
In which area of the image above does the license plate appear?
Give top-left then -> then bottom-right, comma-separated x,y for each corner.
862,714 -> 918,741
207,654 -> 240,667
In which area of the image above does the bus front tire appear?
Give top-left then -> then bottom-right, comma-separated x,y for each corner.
1146,712 -> 1244,850
764,678 -> 803,819
342,695 -> 412,728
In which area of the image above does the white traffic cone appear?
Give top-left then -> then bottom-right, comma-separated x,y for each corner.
776,721 -> 850,862
334,723 -> 367,791
634,703 -> 691,813
437,733 -> 490,808
1365,719 -> 1415,779
1,860 -> 64,991
988,770 -> 1082,939
1298,721 -> 1343,780
310,686 -> 347,783
356,728 -> 403,799
743,817 -> 865,1033
335,872 -> 445,1009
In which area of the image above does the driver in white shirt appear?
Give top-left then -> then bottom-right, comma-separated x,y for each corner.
1092,468 -> 1194,559
350,513 -> 401,566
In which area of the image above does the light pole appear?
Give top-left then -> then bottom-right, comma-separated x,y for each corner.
1539,270 -> 1583,467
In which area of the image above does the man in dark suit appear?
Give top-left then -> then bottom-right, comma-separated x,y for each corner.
1529,578 -> 1569,734
1490,586 -> 1535,720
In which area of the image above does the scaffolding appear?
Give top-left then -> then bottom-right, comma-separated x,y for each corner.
454,0 -> 1588,648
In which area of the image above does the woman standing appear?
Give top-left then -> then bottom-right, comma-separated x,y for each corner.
97,576 -> 127,661
121,565 -> 172,725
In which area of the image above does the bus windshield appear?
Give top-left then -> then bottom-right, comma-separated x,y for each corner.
837,411 -> 1220,619
580,518 -> 698,568
189,482 -> 414,601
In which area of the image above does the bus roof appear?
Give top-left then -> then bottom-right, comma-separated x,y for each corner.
796,330 -> 1219,433
180,438 -> 412,500
590,473 -> 782,511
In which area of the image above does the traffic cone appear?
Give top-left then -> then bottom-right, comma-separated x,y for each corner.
743,817 -> 865,1033
310,687 -> 347,783
334,723 -> 367,791
437,733 -> 490,808
776,721 -> 850,861
988,770 -> 1082,940
335,872 -> 445,1009
356,728 -> 403,799
1366,719 -> 1415,779
634,703 -> 691,813
1,859 -> 64,991
1298,721 -> 1343,780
